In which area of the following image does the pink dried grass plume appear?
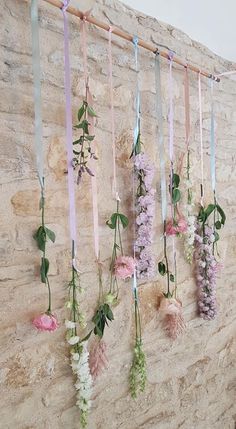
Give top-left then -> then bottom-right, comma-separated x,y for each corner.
159,297 -> 185,339
89,339 -> 108,379
114,256 -> 135,280
32,313 -> 59,332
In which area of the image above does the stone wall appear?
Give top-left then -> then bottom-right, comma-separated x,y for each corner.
1,0 -> 236,428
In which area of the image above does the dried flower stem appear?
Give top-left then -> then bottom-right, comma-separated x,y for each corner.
33,180 -> 56,314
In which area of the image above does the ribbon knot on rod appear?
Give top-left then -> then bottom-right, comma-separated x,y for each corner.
62,0 -> 70,12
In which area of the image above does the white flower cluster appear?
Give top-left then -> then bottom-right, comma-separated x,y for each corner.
184,212 -> 196,263
66,322 -> 93,428
184,199 -> 196,264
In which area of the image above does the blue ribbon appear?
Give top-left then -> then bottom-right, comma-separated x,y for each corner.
132,36 -> 140,294
31,0 -> 44,190
210,80 -> 216,193
155,53 -> 167,222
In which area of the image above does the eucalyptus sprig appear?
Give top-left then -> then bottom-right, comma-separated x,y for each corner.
170,172 -> 181,223
66,244 -> 86,333
33,184 -> 56,314
197,197 -> 226,254
106,199 -> 129,301
158,221 -> 175,297
73,89 -> 98,185
130,130 -> 142,158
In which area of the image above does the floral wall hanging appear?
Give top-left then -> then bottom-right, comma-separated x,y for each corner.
128,37 -> 147,398
156,52 -> 185,339
194,74 -> 226,321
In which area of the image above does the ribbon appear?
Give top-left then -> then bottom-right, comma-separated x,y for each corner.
132,36 -> 140,153
31,0 -> 44,189
168,52 -> 174,166
108,27 -> 118,200
168,51 -> 177,295
81,17 -> 100,261
132,36 -> 140,293
210,80 -> 216,193
184,66 -> 190,150
61,1 -> 77,255
81,16 -> 88,85
155,53 -> 167,223
88,91 -> 100,261
198,72 -> 204,206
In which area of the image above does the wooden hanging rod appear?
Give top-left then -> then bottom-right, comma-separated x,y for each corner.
42,0 -> 220,83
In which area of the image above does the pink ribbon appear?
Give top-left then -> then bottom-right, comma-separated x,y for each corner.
168,52 -> 177,295
184,66 -> 190,150
108,27 -> 118,200
62,1 -> 77,251
81,18 -> 100,261
198,72 -> 204,206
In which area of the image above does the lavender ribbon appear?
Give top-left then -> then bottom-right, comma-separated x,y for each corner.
62,1 -> 77,251
155,53 -> 167,223
132,35 -> 140,293
132,36 -> 140,153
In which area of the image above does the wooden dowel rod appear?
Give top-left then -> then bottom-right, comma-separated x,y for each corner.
42,0 -> 220,82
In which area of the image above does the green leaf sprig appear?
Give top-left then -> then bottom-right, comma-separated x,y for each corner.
67,244 -> 86,331
33,184 -> 56,313
92,303 -> 114,338
158,220 -> 175,298
106,199 -> 129,300
170,172 -> 182,225
197,197 -> 226,254
73,87 -> 98,185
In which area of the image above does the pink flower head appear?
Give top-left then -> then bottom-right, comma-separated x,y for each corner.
32,313 -> 59,332
166,216 -> 187,236
114,256 -> 135,280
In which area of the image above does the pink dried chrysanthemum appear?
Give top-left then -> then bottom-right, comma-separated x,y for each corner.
89,339 -> 108,379
166,216 -> 188,236
159,297 -> 185,339
114,256 -> 135,280
32,313 -> 59,332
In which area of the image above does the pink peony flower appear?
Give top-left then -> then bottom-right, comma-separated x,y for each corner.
32,313 -> 59,332
166,216 -> 187,236
114,256 -> 135,280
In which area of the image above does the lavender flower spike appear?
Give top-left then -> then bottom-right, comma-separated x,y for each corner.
194,222 -> 219,320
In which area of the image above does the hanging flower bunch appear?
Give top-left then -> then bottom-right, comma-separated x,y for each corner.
129,122 -> 147,396
105,198 -> 134,302
32,184 -> 58,331
184,150 -> 196,263
88,205 -> 133,379
158,221 -> 185,339
129,285 -> 147,398
132,135 -> 155,279
73,84 -> 98,185
65,249 -> 92,428
166,172 -> 187,236
194,201 -> 226,320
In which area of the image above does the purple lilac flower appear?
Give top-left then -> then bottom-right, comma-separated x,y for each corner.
134,153 -> 155,279
194,221 -> 220,320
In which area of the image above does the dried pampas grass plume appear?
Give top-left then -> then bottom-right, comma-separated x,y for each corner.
89,339 -> 108,379
159,296 -> 185,339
